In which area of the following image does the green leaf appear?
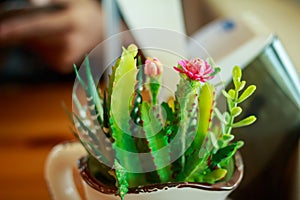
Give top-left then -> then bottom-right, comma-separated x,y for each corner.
222,134 -> 234,142
210,142 -> 242,169
141,102 -> 172,182
85,57 -> 104,124
231,106 -> 242,117
149,76 -> 161,105
222,90 -> 232,100
161,102 -> 175,122
110,45 -> 138,135
238,85 -> 256,103
236,141 -> 244,148
237,80 -> 246,91
228,89 -> 236,100
110,116 -> 146,187
196,83 -> 215,145
233,79 -> 240,91
210,67 -> 221,77
201,168 -> 227,184
73,113 -> 112,164
73,64 -> 87,89
232,66 -> 242,82
172,77 -> 201,172
115,160 -> 129,200
127,44 -> 138,57
232,115 -> 257,128
179,83 -> 215,181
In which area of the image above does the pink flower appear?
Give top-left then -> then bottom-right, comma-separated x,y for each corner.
144,57 -> 163,77
174,58 -> 215,82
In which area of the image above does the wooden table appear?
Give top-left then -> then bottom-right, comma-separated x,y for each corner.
0,83 -> 75,200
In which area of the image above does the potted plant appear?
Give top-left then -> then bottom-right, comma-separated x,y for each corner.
46,44 -> 256,200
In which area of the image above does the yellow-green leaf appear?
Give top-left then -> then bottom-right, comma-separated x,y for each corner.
231,106 -> 242,117
232,66 -> 242,81
232,115 -> 257,128
238,85 -> 256,103
202,168 -> 227,183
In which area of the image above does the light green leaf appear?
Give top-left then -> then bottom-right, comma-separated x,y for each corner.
231,106 -> 242,117
127,44 -> 138,57
237,80 -> 246,91
232,115 -> 257,128
202,168 -> 227,184
232,66 -> 242,82
110,45 -> 138,134
236,141 -> 244,148
73,64 -> 88,90
228,89 -> 236,100
210,67 -> 221,76
115,160 -> 129,200
85,57 -> 104,124
140,102 -> 172,182
222,134 -> 234,142
233,79 -> 240,91
222,90 -> 232,100
238,85 -> 256,103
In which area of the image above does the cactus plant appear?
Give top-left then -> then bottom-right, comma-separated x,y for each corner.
72,44 -> 256,199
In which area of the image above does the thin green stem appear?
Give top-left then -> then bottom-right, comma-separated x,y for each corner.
225,90 -> 239,134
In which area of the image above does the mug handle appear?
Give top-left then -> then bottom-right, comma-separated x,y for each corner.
45,142 -> 87,200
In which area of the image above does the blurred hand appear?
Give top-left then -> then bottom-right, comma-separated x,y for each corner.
0,0 -> 104,72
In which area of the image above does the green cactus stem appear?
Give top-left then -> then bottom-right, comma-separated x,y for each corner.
141,102 -> 172,182
177,82 -> 215,181
110,45 -> 145,187
149,76 -> 161,105
170,76 -> 201,176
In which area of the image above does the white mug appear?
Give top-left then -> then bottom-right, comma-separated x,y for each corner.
45,142 -> 243,200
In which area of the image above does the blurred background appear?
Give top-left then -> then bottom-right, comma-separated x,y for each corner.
0,0 -> 299,199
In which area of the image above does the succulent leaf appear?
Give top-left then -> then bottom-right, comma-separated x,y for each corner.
237,80 -> 246,91
172,77 -> 201,174
210,141 -> 243,170
73,113 -> 112,164
178,83 -> 215,181
232,65 -> 242,82
195,83 -> 215,150
201,168 -> 227,184
115,161 -> 129,200
141,102 -> 172,182
231,106 -> 242,117
232,115 -> 257,128
85,57 -> 104,125
238,85 -> 256,103
222,90 -> 232,100
110,45 -> 146,187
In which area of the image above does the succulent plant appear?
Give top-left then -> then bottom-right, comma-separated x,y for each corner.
72,44 -> 256,199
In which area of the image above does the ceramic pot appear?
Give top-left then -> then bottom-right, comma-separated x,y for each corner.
45,142 -> 243,200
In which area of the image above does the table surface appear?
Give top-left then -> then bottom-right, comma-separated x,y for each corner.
0,83 -> 75,200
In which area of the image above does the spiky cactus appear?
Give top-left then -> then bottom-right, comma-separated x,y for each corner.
72,44 -> 256,200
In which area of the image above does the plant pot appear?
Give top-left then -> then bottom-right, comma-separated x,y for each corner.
45,142 -> 244,200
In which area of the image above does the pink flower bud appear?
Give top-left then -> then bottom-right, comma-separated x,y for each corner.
144,57 -> 163,77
